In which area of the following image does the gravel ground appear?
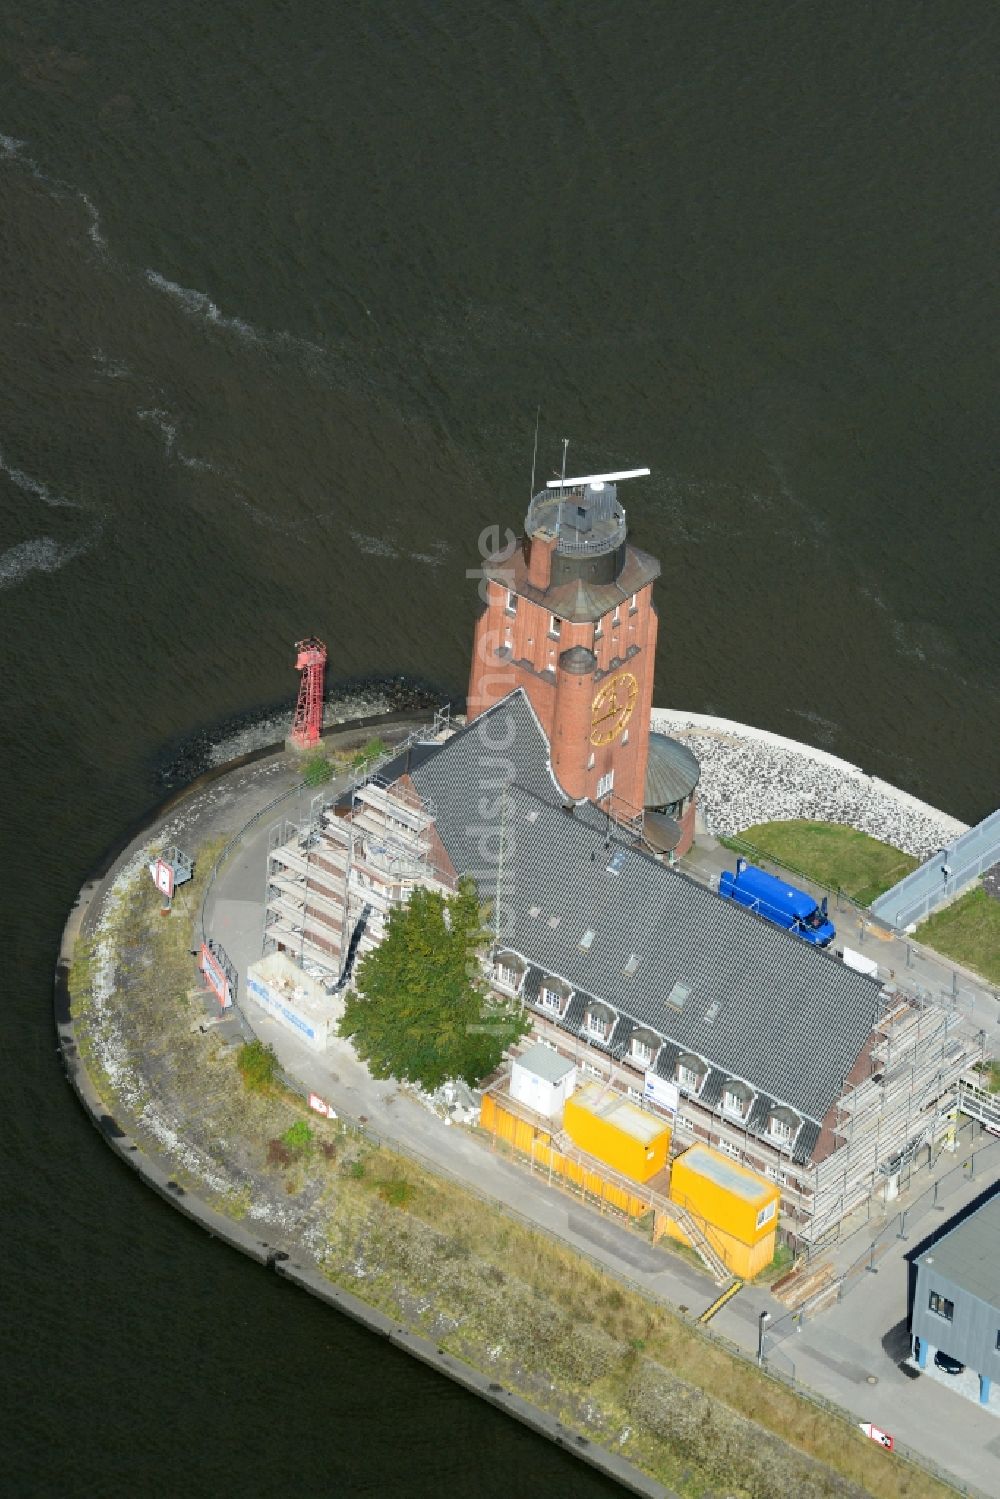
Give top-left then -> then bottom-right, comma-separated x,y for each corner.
652,709 -> 967,859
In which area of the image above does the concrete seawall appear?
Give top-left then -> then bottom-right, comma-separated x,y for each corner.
52,719 -> 669,1499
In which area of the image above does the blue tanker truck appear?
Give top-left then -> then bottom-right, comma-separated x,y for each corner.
718,857 -> 836,947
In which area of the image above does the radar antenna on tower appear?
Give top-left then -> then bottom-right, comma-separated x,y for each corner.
290,637 -> 327,749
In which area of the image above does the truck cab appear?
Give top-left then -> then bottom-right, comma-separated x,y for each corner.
718,858 -> 836,947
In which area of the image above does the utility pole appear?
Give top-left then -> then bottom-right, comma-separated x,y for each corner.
757,1310 -> 770,1366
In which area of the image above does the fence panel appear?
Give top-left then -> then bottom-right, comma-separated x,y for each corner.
872,808 -> 1000,929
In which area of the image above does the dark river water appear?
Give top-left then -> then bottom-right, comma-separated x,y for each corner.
1,3 -> 996,1493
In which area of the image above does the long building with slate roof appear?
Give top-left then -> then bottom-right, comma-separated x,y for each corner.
263,687 -> 976,1247
263,478 -> 977,1247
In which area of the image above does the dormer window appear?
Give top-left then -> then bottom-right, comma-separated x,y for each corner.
630,1031 -> 657,1066
722,1083 -> 751,1119
586,1011 -> 607,1039
676,1054 -> 706,1094
767,1107 -> 799,1145
540,981 -> 563,1013
494,958 -> 524,993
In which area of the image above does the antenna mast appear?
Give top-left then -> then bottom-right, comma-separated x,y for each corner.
529,406 -> 540,501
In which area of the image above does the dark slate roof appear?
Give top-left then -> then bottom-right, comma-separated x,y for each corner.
645,732 -> 701,807
485,544 -> 660,624
404,690 -> 882,1130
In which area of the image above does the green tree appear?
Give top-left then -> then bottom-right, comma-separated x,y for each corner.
340,877 -> 528,1090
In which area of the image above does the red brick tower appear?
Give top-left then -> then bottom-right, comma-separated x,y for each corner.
468,470 -> 660,819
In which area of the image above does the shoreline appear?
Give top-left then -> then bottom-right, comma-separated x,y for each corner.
54,705 -> 976,1499
53,707 -> 669,1499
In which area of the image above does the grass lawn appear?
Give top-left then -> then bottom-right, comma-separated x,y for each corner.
723,819 -> 918,906
919,886 -> 1000,985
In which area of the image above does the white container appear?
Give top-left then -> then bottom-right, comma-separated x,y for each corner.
510,1042 -> 577,1120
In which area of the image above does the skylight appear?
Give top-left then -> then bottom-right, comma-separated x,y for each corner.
579,929 -> 596,950
547,914 -> 562,928
666,981 -> 690,1011
703,1001 -> 720,1025
606,848 -> 628,876
623,953 -> 640,976
526,809 -> 540,823
529,905 -> 541,918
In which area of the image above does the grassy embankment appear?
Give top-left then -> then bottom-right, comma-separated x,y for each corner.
722,820 -> 918,908
918,886 -> 1000,986
67,835 -> 955,1499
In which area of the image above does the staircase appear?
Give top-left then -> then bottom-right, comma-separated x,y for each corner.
669,1201 -> 731,1285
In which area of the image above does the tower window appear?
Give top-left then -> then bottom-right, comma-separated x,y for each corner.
549,614 -> 561,639
596,770 -> 614,800
505,589 -> 517,615
629,593 -> 638,613
613,606 -> 621,627
587,752 -> 595,770
622,730 -> 629,746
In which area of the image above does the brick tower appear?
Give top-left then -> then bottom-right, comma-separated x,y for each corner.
468,469 -> 660,817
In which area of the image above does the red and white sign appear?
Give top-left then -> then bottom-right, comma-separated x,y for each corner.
859,1422 -> 894,1451
153,858 -> 175,899
199,942 -> 232,1010
308,1092 -> 337,1119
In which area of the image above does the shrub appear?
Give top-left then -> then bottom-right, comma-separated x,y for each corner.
281,1120 -> 314,1156
236,1039 -> 279,1093
303,755 -> 333,786
350,736 -> 388,770
378,1177 -> 415,1207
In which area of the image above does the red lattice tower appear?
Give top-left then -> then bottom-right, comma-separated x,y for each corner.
290,637 -> 327,748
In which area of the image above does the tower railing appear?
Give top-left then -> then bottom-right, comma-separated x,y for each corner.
525,488 -> 627,556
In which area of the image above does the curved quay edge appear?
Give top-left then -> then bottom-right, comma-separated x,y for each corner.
52,713 -> 671,1499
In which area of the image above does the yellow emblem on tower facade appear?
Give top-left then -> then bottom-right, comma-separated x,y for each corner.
590,671 -> 638,746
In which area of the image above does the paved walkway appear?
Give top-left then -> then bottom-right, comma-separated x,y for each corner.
202,761 -> 1000,1498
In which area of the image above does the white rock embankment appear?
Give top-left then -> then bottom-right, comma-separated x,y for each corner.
652,708 -> 968,860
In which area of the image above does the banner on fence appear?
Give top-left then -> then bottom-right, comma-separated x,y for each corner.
308,1092 -> 337,1119
200,941 -> 233,1009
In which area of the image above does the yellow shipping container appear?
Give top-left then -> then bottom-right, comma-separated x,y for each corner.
563,1081 -> 670,1184
668,1144 -> 780,1279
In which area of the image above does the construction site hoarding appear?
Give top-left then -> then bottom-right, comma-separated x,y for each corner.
479,1094 -> 652,1219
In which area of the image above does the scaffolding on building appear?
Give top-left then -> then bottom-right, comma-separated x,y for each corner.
262,769 -> 452,990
